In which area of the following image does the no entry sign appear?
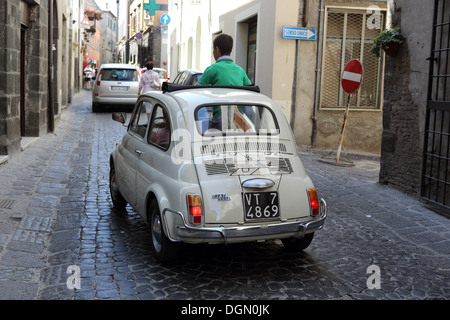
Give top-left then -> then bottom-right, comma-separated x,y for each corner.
341,59 -> 364,94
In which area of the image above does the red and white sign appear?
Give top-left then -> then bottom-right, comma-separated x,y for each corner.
80,15 -> 91,29
341,59 -> 364,94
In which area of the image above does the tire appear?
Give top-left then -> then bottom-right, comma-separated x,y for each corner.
149,199 -> 180,262
282,232 -> 314,251
92,102 -> 100,113
109,166 -> 127,209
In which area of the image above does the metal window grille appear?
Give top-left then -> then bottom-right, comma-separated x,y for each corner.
320,7 -> 385,109
421,0 -> 450,213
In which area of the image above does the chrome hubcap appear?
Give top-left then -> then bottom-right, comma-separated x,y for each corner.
152,213 -> 162,253
110,172 -> 118,200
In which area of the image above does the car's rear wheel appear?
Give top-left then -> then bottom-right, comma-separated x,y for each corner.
109,166 -> 127,209
282,232 -> 314,251
92,102 -> 100,113
149,199 -> 180,262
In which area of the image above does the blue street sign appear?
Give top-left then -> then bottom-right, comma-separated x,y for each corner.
282,26 -> 316,40
161,14 -> 171,25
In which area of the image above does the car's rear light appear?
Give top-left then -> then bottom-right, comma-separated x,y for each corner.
308,188 -> 320,217
96,69 -> 103,86
187,194 -> 202,225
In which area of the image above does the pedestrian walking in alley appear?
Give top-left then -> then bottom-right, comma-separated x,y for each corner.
83,64 -> 95,90
138,61 -> 161,95
138,61 -> 162,116
198,33 -> 252,86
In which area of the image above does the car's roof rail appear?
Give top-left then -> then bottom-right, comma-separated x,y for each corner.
162,82 -> 260,93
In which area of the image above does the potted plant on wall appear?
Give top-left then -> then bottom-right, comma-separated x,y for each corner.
370,27 -> 404,57
85,9 -> 95,20
85,10 -> 103,21
87,26 -> 96,33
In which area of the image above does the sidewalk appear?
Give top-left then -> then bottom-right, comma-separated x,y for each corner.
299,147 -> 450,255
0,90 -> 92,299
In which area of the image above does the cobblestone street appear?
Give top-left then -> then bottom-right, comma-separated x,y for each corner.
0,90 -> 449,302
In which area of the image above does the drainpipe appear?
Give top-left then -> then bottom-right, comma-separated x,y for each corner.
311,0 -> 323,147
290,0 -> 304,130
290,40 -> 298,130
303,0 -> 309,26
48,0 -> 55,133
290,0 -> 312,132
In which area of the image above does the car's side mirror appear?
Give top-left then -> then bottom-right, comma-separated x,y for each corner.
112,113 -> 127,126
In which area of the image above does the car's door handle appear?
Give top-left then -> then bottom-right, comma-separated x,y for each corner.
135,149 -> 143,155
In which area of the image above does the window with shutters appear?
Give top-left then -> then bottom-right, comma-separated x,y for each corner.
320,7 -> 386,110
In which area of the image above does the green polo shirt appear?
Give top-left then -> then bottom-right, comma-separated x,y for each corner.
198,58 -> 252,86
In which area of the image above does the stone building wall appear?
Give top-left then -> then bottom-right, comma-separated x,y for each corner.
0,0 -> 22,157
0,0 -> 50,158
26,4 -> 50,138
379,0 -> 433,196
128,25 -> 162,67
0,0 -> 76,161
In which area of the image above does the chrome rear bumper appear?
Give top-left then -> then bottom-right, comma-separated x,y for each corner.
162,199 -> 327,245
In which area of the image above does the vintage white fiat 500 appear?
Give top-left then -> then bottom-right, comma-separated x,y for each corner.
110,83 -> 327,262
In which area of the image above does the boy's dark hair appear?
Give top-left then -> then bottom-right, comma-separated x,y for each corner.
146,61 -> 154,70
213,33 -> 233,55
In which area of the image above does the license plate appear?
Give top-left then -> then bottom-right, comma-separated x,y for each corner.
111,86 -> 129,91
243,192 -> 280,221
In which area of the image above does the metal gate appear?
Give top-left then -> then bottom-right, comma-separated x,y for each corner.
421,0 -> 450,213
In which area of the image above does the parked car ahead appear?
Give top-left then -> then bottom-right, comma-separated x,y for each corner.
171,69 -> 202,85
110,84 -> 327,262
92,63 -> 141,112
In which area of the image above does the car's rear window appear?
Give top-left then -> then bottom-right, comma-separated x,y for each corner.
101,68 -> 138,81
195,104 -> 279,136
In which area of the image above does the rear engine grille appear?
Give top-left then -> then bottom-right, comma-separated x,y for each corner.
200,142 -> 287,155
204,157 -> 293,176
267,157 -> 293,173
204,159 -> 236,175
